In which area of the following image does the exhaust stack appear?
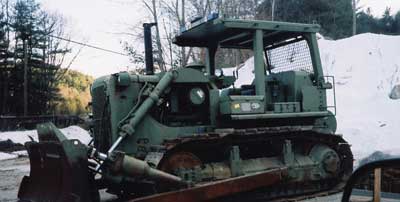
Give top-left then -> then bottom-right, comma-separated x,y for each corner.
143,23 -> 157,75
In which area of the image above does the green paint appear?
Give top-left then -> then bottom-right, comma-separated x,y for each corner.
253,29 -> 266,101
88,17 -> 341,191
90,17 -> 337,157
21,17 -> 349,201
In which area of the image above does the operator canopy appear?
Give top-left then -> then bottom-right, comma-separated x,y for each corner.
173,18 -> 321,49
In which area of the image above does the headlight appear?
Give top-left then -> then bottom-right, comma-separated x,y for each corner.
215,68 -> 223,77
189,88 -> 205,105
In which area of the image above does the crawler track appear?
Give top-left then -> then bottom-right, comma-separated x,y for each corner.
141,126 -> 354,202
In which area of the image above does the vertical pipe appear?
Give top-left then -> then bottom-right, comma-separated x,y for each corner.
143,23 -> 156,75
206,46 -> 217,76
253,30 -> 266,99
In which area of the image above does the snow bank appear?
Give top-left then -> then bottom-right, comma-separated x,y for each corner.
222,58 -> 254,87
319,33 -> 400,160
12,150 -> 28,157
235,57 -> 255,87
0,125 -> 92,146
0,152 -> 18,161
224,33 -> 400,161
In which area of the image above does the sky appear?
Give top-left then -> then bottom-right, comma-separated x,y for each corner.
38,0 -> 400,78
39,0 -> 146,77
359,0 -> 400,16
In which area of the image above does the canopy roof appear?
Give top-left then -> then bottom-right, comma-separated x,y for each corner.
173,18 -> 320,49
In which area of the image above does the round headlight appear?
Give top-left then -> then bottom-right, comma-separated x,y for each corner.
189,88 -> 205,105
215,68 -> 223,77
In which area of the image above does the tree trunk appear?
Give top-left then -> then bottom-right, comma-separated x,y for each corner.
23,39 -> 28,116
271,0 -> 276,21
181,0 -> 186,67
352,0 -> 357,35
151,0 -> 166,71
1,70 -> 7,114
1,0 -> 10,114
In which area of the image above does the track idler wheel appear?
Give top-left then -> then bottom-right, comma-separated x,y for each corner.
309,144 -> 341,177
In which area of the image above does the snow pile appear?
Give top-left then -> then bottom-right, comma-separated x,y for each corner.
222,58 -> 255,87
224,33 -> 400,161
0,125 -> 91,161
319,33 -> 400,160
0,150 -> 29,161
0,152 -> 18,161
0,125 -> 92,146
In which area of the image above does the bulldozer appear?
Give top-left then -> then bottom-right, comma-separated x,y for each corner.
18,15 -> 353,202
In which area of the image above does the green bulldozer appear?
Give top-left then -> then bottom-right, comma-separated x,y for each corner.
18,15 -> 353,202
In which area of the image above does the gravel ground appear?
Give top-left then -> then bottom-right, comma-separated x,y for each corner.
0,158 -> 29,202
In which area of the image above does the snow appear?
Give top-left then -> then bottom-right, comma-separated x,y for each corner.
319,33 -> 400,160
224,33 -> 400,161
0,125 -> 92,146
0,125 -> 91,161
11,150 -> 28,157
222,57 -> 254,87
0,152 -> 18,161
1,33 -> 399,163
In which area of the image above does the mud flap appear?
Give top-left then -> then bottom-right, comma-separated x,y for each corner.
18,123 -> 96,202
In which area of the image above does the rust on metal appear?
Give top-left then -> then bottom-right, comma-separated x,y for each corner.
158,151 -> 202,173
129,167 -> 288,202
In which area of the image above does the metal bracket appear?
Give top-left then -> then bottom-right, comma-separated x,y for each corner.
230,146 -> 243,177
324,75 -> 337,115
283,140 -> 294,166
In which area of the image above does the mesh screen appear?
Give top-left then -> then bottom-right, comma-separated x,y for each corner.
266,39 -> 314,74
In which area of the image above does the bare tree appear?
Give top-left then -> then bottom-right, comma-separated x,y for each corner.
143,0 -> 166,71
159,0 -> 193,67
352,0 -> 362,36
352,0 -> 356,35
180,0 -> 186,67
122,0 -> 260,70
271,0 -> 275,21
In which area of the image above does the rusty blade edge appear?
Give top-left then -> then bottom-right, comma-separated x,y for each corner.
130,167 -> 289,202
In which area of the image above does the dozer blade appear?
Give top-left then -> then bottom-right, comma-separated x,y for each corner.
129,167 -> 288,202
18,123 -> 95,202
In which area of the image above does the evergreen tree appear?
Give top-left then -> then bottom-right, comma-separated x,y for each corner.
12,0 -> 41,115
257,0 -> 354,39
379,7 -> 395,34
0,0 -> 70,116
0,0 -> 12,114
394,11 -> 400,33
356,8 -> 379,33
356,8 -> 400,35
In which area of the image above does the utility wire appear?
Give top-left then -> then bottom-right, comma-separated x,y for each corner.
3,21 -> 128,56
49,35 -> 129,56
